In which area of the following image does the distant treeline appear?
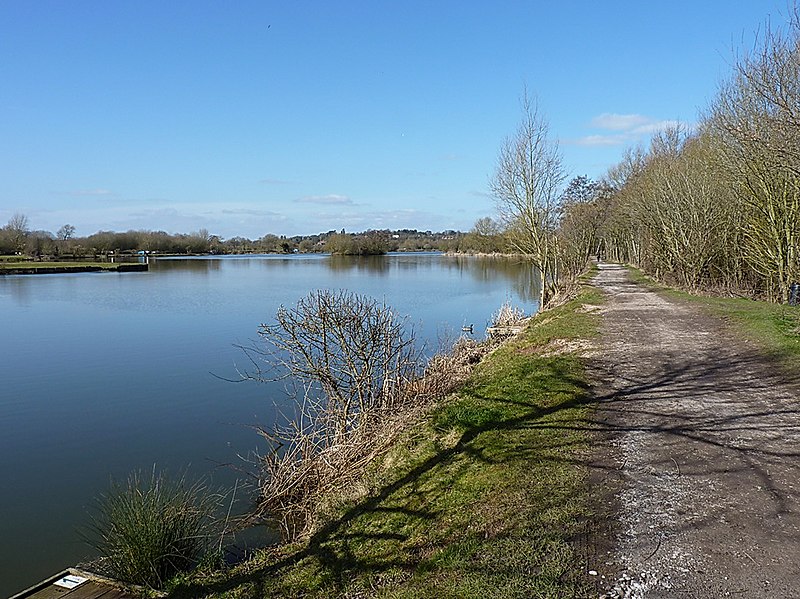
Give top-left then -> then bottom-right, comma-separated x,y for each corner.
0,219 -> 509,258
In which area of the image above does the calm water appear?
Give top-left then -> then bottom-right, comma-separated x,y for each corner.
0,253 -> 539,595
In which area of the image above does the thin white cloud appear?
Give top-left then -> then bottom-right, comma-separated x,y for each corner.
572,134 -> 629,147
629,120 -> 684,135
221,208 -> 282,216
295,194 -> 353,205
590,113 -> 650,131
128,207 -> 182,219
567,114 -> 693,147
303,207 -> 472,232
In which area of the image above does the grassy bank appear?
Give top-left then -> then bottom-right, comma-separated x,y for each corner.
626,266 -> 800,367
170,284 -> 605,599
0,261 -> 147,274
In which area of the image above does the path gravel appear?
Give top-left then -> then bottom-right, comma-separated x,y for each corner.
587,264 -> 800,598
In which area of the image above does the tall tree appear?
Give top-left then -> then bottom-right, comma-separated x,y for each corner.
6,213 -> 29,253
707,13 -> 800,301
56,224 -> 76,241
491,92 -> 566,305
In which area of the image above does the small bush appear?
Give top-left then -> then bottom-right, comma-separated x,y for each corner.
84,468 -> 219,589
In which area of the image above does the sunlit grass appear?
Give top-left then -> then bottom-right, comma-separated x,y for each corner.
0,261 -> 118,269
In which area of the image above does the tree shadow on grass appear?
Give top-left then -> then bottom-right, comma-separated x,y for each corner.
168,358 -> 597,598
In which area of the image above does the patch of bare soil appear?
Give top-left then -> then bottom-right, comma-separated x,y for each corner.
518,337 -> 596,357
584,264 -> 800,598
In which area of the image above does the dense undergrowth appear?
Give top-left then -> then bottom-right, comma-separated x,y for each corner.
167,283 -> 605,598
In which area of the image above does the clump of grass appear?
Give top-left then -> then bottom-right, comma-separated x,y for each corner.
84,467 -> 220,590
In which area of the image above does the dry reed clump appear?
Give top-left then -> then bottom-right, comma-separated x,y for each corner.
247,291 -> 498,542
491,301 -> 527,328
544,278 -> 584,309
414,337 -> 491,399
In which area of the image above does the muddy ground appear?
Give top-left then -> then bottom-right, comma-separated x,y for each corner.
584,264 -> 800,598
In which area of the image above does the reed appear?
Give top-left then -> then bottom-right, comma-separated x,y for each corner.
83,467 -> 218,589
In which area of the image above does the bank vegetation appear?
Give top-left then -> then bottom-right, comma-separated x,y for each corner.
166,283 -> 603,598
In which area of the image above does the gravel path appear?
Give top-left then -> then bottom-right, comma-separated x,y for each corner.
587,264 -> 800,598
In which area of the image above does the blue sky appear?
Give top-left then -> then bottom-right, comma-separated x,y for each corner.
0,1 -> 792,239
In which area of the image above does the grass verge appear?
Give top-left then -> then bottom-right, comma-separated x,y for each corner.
625,266 -> 800,368
0,262 -> 146,273
169,284 -> 605,599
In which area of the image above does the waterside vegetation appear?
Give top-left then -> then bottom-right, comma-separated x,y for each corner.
167,282 -> 605,598
82,468 -> 222,591
594,10 -> 800,303
0,260 -> 148,274
0,219 -> 478,259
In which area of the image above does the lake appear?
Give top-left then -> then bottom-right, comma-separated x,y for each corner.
0,253 -> 539,596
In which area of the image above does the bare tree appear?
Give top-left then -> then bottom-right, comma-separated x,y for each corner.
243,290 -> 423,537
461,217 -> 505,253
57,224 -> 76,241
491,91 -> 566,306
257,289 -> 419,438
6,213 -> 29,254
707,12 -> 800,301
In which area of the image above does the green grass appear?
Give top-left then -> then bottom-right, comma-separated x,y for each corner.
0,261 -> 147,273
625,265 -> 800,367
169,286 -> 604,599
0,261 -> 114,269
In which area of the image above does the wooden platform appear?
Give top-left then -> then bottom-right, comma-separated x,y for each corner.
10,569 -> 138,599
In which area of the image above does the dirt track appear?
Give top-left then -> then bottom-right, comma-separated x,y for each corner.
587,264 -> 800,598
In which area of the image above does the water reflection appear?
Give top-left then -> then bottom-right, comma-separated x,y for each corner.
437,255 -> 542,303
152,256 -> 223,274
2,277 -> 35,305
327,254 -> 392,274
0,252 -> 543,596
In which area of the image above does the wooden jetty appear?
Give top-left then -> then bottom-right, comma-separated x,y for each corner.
10,568 -> 137,599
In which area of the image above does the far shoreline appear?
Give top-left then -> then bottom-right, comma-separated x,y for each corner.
0,262 -> 148,275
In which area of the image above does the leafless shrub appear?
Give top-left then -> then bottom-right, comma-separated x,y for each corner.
243,290 -> 418,537
243,291 -> 506,541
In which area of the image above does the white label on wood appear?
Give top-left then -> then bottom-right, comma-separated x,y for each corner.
54,575 -> 88,589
